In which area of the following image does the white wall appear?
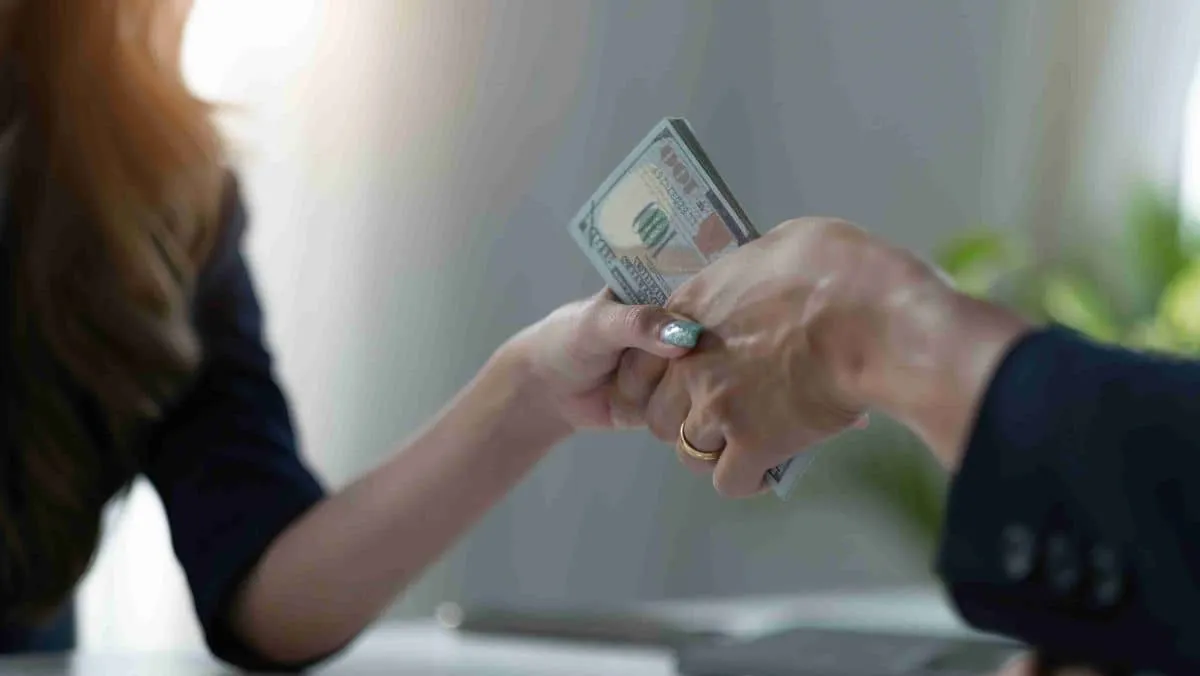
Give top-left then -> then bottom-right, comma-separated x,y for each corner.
77,0 -> 1200,652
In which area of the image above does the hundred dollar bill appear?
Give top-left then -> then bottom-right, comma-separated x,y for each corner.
566,117 -> 810,498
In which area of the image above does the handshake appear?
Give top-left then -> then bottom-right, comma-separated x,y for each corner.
571,214 -> 1027,497
503,120 -> 1168,672
512,120 -> 1131,674
558,118 -> 1029,498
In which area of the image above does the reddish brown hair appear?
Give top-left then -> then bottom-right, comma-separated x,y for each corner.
0,0 -> 224,621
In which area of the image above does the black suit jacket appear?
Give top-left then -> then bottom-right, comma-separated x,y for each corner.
938,327 -> 1200,673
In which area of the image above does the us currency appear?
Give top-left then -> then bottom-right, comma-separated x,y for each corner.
566,117 -> 810,499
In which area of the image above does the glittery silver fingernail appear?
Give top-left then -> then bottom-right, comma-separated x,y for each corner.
660,319 -> 703,348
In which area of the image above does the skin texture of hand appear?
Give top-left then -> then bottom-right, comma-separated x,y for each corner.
507,288 -> 703,431
637,217 -> 1031,496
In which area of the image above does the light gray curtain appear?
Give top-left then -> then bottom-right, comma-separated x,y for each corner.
987,0 -> 1200,272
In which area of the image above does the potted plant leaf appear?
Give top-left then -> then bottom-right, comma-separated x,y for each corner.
937,185 -> 1200,355
836,184 -> 1200,552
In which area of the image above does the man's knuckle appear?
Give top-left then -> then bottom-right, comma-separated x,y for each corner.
609,401 -> 643,429
713,475 -> 739,499
666,279 -> 697,308
708,394 -> 734,422
649,418 -> 675,443
647,405 -> 680,442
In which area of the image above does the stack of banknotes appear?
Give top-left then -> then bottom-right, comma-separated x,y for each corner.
566,118 -> 808,498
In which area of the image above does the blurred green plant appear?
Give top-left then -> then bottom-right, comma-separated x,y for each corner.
837,185 -> 1200,551
829,419 -> 947,552
937,185 -> 1200,354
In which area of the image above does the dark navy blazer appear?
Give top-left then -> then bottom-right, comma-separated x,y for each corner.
0,177 -> 326,671
938,327 -> 1200,673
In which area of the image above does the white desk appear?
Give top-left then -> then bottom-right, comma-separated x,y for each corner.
0,626 -> 673,676
0,588 -> 970,675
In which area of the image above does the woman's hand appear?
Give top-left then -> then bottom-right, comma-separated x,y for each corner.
235,288 -> 702,663
636,217 -> 1028,496
506,289 -> 703,432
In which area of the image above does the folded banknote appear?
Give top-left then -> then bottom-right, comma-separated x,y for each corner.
566,117 -> 811,498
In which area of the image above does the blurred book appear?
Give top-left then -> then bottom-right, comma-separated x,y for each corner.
440,587 -> 1007,643
440,588 -> 1021,675
674,625 -> 1020,676
436,601 -> 726,649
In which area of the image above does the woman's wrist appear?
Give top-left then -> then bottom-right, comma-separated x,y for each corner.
486,339 -> 576,447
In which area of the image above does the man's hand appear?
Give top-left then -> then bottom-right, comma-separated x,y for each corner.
636,217 -> 1030,495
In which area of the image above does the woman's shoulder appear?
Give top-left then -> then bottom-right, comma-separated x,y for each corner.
196,171 -> 250,289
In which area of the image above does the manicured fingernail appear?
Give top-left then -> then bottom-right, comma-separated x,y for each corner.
660,319 -> 703,348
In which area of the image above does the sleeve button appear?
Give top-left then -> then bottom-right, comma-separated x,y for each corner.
1044,532 -> 1081,596
1088,544 -> 1126,610
1000,523 -> 1036,582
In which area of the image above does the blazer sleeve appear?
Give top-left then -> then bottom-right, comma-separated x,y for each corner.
936,326 -> 1200,673
142,175 -> 329,671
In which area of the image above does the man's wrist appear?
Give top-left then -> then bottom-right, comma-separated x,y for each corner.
855,283 -> 1032,469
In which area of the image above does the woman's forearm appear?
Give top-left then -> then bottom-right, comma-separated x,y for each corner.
230,345 -> 571,664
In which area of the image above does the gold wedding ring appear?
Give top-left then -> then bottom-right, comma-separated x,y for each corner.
678,422 -> 723,462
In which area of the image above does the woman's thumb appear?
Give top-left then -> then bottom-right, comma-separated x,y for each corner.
599,303 -> 703,357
